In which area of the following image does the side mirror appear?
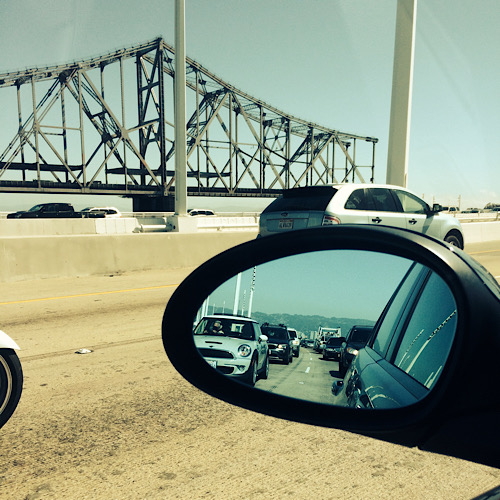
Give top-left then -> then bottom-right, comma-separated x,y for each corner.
162,225 -> 500,468
432,203 -> 443,213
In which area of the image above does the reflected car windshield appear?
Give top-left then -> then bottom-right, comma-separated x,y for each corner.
350,328 -> 373,343
326,338 -> 343,346
262,326 -> 288,341
194,318 -> 255,340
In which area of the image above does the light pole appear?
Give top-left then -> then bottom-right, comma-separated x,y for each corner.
174,0 -> 187,215
386,0 -> 417,188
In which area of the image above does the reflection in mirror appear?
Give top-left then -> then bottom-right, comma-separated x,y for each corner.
193,250 -> 457,409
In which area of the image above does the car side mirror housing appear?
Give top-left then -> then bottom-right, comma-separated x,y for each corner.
162,225 -> 500,468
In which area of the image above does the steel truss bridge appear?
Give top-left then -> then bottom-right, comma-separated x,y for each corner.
0,37 -> 378,210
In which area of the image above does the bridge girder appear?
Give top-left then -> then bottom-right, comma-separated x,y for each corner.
0,38 -> 378,199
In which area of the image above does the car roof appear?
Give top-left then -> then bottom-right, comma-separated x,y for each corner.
203,314 -> 257,323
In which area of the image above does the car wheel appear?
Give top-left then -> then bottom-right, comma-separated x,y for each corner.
0,349 -> 23,429
259,354 -> 269,380
283,354 -> 289,365
244,357 -> 258,386
444,232 -> 463,249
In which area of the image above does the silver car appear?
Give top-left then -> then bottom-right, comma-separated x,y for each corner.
258,183 -> 464,248
193,315 -> 269,386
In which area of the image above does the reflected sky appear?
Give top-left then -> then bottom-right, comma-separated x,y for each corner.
204,250 -> 413,322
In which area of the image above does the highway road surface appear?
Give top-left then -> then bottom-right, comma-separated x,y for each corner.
0,242 -> 499,499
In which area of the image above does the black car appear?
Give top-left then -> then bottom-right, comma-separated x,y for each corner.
332,261 -> 457,408
7,202 -> 81,218
261,324 -> 293,365
322,336 -> 346,361
339,325 -> 373,375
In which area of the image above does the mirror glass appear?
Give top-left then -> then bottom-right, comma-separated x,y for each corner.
193,250 -> 457,409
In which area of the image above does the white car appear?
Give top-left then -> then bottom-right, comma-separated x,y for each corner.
0,330 -> 23,429
81,207 -> 122,218
193,315 -> 269,386
258,183 -> 464,248
287,328 -> 300,357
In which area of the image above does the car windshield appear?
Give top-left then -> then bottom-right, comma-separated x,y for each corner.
261,187 -> 338,213
194,318 -> 255,340
326,338 -> 343,347
261,326 -> 288,341
27,204 -> 44,212
350,328 -> 373,343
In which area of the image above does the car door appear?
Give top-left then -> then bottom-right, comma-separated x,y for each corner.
364,188 -> 407,229
392,189 -> 443,239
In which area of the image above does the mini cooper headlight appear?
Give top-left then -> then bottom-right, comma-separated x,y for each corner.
238,344 -> 252,357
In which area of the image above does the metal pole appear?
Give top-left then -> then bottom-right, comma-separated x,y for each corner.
174,0 -> 187,215
233,273 -> 242,316
386,0 -> 417,187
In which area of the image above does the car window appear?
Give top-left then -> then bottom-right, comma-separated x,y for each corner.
344,188 -> 373,210
194,318 -> 256,340
261,187 -> 337,213
350,328 -> 373,343
371,263 -> 426,356
393,190 -> 428,214
368,188 -> 400,212
253,324 -> 262,339
262,326 -> 289,340
393,272 -> 457,389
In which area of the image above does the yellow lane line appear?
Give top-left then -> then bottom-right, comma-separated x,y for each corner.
468,249 -> 500,255
0,283 -> 180,306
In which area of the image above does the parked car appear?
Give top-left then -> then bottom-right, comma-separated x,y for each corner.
339,325 -> 374,375
261,323 -> 293,365
322,336 -> 346,362
287,328 -> 300,357
258,183 -> 464,248
193,315 -> 269,386
7,202 -> 82,218
80,207 -> 121,218
162,225 -> 500,469
0,330 -> 23,429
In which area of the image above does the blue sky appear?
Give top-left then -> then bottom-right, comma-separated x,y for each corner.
205,250 -> 413,320
0,0 -> 499,211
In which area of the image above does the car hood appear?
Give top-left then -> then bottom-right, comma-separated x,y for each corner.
194,335 -> 257,353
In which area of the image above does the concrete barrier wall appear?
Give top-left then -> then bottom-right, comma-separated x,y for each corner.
461,221 -> 500,244
1,221 -> 499,283
0,232 -> 257,283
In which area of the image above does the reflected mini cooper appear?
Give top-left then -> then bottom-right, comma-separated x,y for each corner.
258,183 -> 464,248
193,315 -> 269,386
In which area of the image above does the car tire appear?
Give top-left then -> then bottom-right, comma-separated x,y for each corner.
259,354 -> 269,380
444,232 -> 463,249
244,357 -> 258,386
283,355 -> 289,365
0,349 -> 23,429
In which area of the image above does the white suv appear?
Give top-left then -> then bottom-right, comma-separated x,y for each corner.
193,315 -> 269,386
258,183 -> 464,248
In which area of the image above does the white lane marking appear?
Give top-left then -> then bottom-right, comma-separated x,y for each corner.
305,367 -> 310,374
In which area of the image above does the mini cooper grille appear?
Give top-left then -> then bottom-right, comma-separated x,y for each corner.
198,348 -> 234,359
